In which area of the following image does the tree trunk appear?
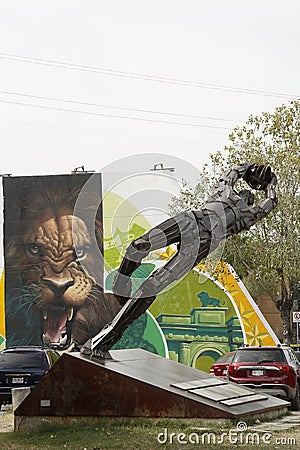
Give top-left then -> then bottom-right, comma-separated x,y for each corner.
279,276 -> 293,344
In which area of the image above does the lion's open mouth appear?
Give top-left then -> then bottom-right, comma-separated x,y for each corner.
41,306 -> 74,348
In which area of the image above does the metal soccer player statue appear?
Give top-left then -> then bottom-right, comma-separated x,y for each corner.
81,163 -> 277,357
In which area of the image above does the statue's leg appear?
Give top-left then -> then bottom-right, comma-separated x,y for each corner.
112,212 -> 195,302
83,211 -> 201,355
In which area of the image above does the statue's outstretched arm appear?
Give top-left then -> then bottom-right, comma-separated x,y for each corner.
217,162 -> 253,189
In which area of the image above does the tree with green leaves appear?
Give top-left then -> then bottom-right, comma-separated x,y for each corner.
170,100 -> 300,343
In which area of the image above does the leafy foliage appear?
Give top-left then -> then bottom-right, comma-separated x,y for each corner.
169,160 -> 220,214
170,100 -> 300,342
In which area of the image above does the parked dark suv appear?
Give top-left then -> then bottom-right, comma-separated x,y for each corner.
0,347 -> 60,408
227,346 -> 300,410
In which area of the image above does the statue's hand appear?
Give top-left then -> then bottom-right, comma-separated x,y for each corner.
244,164 -> 275,191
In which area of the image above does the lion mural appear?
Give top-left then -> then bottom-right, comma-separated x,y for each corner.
4,174 -> 122,349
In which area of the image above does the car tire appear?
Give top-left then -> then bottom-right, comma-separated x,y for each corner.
291,384 -> 300,411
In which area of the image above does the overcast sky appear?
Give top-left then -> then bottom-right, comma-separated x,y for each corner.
0,0 -> 299,178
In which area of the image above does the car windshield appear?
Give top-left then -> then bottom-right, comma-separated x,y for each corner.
0,351 -> 45,369
234,349 -> 286,363
216,353 -> 235,364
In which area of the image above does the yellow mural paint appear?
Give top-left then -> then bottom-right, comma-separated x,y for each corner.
200,262 -> 279,346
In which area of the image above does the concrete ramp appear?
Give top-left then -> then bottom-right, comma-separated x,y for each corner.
14,349 -> 288,428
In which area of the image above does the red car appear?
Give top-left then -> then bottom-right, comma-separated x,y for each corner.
209,351 -> 236,379
227,346 -> 300,410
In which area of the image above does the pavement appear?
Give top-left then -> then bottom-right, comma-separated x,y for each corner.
250,411 -> 300,432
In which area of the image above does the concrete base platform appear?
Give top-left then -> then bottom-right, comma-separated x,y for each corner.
14,349 -> 289,430
12,387 -> 31,411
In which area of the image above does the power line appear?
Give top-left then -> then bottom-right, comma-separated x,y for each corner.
0,89 -> 240,123
0,116 -> 227,147
0,99 -> 232,130
0,52 -> 299,100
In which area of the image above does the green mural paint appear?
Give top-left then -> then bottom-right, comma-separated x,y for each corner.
103,190 -> 151,271
112,311 -> 167,357
105,264 -> 156,294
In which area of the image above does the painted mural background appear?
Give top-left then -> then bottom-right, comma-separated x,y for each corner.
1,172 -> 279,372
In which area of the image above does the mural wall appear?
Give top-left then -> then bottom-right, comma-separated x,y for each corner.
1,172 -> 279,373
3,173 -> 120,349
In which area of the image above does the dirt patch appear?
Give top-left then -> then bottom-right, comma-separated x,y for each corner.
0,405 -> 14,433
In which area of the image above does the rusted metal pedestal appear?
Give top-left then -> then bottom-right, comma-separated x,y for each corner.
14,349 -> 289,430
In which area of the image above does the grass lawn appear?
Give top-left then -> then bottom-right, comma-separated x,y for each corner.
1,416 -> 300,450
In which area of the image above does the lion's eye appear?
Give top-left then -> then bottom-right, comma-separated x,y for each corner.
28,244 -> 40,255
75,248 -> 87,259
